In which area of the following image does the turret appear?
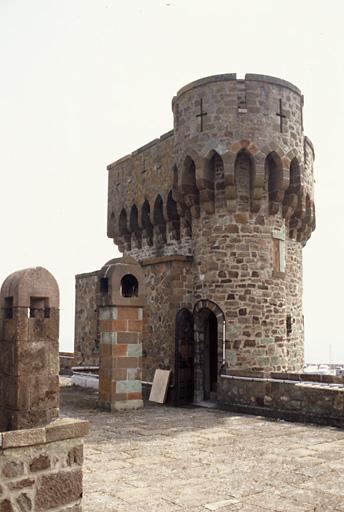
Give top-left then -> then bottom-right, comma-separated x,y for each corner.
106,73 -> 316,375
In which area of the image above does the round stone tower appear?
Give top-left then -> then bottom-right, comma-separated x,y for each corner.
171,74 -> 315,372
107,73 -> 315,390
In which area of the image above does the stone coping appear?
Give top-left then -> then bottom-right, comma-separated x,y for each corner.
107,130 -> 174,170
223,369 -> 344,384
175,73 -> 301,98
59,351 -> 74,358
141,255 -> 193,266
75,269 -> 99,279
0,418 -> 89,450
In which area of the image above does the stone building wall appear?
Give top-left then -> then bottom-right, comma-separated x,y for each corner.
105,73 -> 316,376
74,271 -> 98,366
218,371 -> 344,428
141,257 -> 193,382
0,418 -> 88,512
74,73 -> 317,407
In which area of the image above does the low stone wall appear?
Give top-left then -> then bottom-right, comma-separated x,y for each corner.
218,371 -> 344,427
59,352 -> 75,375
0,418 -> 89,511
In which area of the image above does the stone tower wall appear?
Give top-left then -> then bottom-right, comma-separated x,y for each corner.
141,257 -> 193,382
74,271 -> 99,366
105,73 -> 315,373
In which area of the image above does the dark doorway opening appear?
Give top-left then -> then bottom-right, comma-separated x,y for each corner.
174,309 -> 194,405
194,307 -> 219,402
203,310 -> 218,401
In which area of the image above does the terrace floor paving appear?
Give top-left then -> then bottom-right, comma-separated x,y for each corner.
60,378 -> 344,512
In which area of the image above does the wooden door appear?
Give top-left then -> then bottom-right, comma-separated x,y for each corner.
175,309 -> 194,405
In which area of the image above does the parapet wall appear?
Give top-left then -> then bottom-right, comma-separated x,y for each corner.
218,371 -> 344,427
0,418 -> 89,511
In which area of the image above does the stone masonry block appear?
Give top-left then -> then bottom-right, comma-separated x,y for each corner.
100,319 -> 127,332
35,469 -> 82,510
99,307 -> 117,320
116,331 -> 139,344
127,320 -> 143,332
112,344 -> 128,357
116,357 -> 139,369
100,332 -> 117,344
116,380 -> 142,394
127,344 -> 142,357
112,399 -> 143,411
1,428 -> 46,449
117,307 -> 140,320
45,419 -> 89,443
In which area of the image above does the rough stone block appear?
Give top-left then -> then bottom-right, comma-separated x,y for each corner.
35,469 -> 82,510
2,461 -> 25,479
2,428 -> 46,449
16,494 -> 32,512
0,499 -> 14,512
45,419 -> 89,443
30,455 -> 51,472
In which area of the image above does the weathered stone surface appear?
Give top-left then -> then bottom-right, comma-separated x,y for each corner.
0,415 -> 87,512
45,419 -> 89,443
16,493 -> 32,512
2,460 -> 24,478
8,478 -> 34,490
0,500 -> 14,512
73,271 -> 99,366
0,267 -> 60,431
61,381 -> 344,512
35,469 -> 82,510
29,455 -> 50,472
67,446 -> 83,466
1,428 -> 45,449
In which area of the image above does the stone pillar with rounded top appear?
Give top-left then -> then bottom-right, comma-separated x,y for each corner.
0,267 -> 89,512
0,267 -> 59,431
98,255 -> 145,410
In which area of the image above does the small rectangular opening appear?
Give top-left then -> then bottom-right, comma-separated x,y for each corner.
30,297 -> 49,319
4,297 -> 13,319
272,238 -> 280,272
100,277 -> 109,294
286,314 -> 292,337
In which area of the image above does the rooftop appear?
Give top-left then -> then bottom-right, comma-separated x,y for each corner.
61,379 -> 344,512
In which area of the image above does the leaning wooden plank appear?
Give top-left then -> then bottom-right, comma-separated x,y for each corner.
149,369 -> 171,403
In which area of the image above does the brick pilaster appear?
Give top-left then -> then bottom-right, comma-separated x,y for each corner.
98,306 -> 143,410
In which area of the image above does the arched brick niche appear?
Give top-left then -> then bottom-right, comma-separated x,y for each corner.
97,255 -> 145,411
0,267 -> 59,431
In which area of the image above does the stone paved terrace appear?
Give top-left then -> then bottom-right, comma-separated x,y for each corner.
60,379 -> 344,512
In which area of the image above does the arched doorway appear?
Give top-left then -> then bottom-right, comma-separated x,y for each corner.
194,300 -> 225,403
174,309 -> 194,405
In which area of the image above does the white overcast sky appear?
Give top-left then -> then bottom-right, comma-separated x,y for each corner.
0,0 -> 343,362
